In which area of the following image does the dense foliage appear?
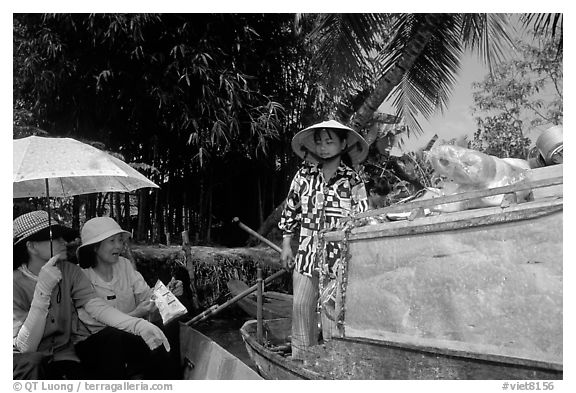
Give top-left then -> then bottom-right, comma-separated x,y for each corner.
14,13 -> 562,245
14,14 -> 319,244
470,34 -> 563,158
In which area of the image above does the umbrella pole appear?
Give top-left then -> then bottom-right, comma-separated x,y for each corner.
45,178 -> 53,257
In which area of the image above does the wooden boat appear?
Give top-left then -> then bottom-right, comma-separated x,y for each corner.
179,322 -> 262,379
241,164 -> 563,380
241,315 -> 562,380
241,318 -> 325,379
227,279 -> 292,319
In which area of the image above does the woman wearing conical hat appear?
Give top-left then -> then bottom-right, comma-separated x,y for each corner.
278,120 -> 369,360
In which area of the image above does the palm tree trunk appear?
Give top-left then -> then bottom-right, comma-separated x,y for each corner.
351,13 -> 444,140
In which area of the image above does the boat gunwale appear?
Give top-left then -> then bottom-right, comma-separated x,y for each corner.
227,279 -> 292,302
262,292 -> 293,301
354,175 -> 562,219
241,319 -> 562,379
325,198 -> 563,242
227,279 -> 292,319
337,334 -> 563,373
179,322 -> 264,380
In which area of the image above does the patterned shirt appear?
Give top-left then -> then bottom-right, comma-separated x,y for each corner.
279,162 -> 368,277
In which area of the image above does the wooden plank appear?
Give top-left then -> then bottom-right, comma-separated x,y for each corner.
527,164 -> 563,199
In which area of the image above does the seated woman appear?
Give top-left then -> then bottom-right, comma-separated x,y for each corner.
13,211 -> 170,380
76,216 -> 183,377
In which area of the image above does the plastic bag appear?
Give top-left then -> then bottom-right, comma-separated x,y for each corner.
427,144 -> 530,211
151,280 -> 187,325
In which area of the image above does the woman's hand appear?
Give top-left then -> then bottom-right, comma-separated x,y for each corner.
167,278 -> 183,297
133,319 -> 170,352
280,236 -> 295,270
36,253 -> 65,296
130,299 -> 157,318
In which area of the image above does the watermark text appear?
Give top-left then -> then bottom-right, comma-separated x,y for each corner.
502,381 -> 554,391
13,381 -> 173,393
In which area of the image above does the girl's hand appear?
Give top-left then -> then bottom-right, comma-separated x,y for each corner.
280,237 -> 295,270
167,278 -> 184,297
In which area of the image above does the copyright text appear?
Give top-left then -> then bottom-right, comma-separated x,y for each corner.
13,381 -> 173,393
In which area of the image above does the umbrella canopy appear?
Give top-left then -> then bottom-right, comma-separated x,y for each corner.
13,136 -> 158,198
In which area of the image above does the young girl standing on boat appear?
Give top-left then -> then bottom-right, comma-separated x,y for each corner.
279,120 -> 369,360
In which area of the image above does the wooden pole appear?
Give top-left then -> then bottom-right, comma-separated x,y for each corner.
185,219 -> 288,325
232,217 -> 282,253
257,267 -> 264,343
186,268 -> 287,325
45,178 -> 53,257
181,230 -> 200,310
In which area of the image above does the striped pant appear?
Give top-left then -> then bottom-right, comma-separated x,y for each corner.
291,270 -> 337,359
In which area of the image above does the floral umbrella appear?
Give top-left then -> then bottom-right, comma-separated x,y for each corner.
14,135 -> 158,198
13,135 -> 159,254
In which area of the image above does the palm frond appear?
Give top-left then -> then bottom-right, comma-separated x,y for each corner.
521,13 -> 563,53
522,13 -> 562,37
308,13 -> 392,90
373,13 -> 414,67
392,84 -> 424,140
382,14 -> 462,135
461,13 -> 515,73
305,13 -> 516,140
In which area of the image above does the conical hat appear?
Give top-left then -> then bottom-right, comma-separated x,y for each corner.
291,120 -> 369,165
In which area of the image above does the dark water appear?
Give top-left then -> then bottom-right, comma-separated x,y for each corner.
192,308 -> 257,371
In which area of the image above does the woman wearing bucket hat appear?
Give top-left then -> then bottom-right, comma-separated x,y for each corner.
75,216 -> 183,378
278,120 -> 369,360
13,210 -> 170,380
